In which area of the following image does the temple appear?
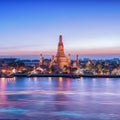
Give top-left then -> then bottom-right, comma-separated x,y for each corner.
56,35 -> 69,69
40,35 -> 79,71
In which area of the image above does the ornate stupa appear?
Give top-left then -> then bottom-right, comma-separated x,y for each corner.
40,35 -> 80,70
56,35 -> 69,69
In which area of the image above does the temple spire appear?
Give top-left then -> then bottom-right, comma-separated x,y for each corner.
59,35 -> 63,45
39,54 -> 43,65
56,35 -> 68,68
57,35 -> 65,57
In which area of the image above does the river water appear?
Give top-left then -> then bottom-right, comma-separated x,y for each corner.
0,77 -> 120,120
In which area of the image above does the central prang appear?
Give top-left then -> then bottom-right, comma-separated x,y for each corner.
56,35 -> 69,69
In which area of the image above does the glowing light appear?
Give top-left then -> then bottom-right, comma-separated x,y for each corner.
0,78 -> 6,91
59,77 -> 63,82
1,69 -> 6,73
48,77 -> 52,84
58,77 -> 63,88
92,78 -> 96,85
80,77 -> 83,80
106,78 -> 110,80
33,77 -> 37,81
66,78 -> 70,90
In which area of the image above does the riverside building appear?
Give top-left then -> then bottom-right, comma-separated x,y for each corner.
40,35 -> 79,70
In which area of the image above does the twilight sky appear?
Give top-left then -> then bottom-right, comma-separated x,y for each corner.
0,0 -> 120,56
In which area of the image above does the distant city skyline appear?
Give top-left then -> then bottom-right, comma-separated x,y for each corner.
0,0 -> 120,56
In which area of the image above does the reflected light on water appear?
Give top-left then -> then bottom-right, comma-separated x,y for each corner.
48,77 -> 52,84
105,78 -> 113,92
92,78 -> 96,86
33,77 -> 37,81
66,78 -> 70,90
106,78 -> 110,81
0,77 -> 120,120
78,77 -> 85,88
0,78 -> 7,91
0,78 -> 7,104
7,77 -> 16,84
105,78 -> 112,86
59,77 -> 63,89
78,77 -> 83,81
80,77 -> 83,80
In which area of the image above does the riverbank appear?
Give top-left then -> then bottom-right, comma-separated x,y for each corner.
0,74 -> 120,78
28,74 -> 120,78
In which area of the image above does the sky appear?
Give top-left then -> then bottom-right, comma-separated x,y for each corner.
0,0 -> 120,56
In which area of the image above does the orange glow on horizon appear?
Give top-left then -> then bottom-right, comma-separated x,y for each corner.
0,47 -> 120,56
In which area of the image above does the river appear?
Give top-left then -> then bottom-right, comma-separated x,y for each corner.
0,77 -> 120,120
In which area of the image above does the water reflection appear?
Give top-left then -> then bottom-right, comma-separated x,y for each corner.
58,77 -> 63,89
0,78 -> 7,105
48,77 -> 52,84
0,77 -> 120,120
66,78 -> 70,90
0,78 -> 7,91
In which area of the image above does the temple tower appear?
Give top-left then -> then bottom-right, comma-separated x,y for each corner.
56,35 -> 68,69
76,54 -> 79,66
40,54 -> 43,65
68,53 -> 71,66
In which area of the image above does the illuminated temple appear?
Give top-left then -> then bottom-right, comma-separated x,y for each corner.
40,35 -> 79,69
56,35 -> 70,69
